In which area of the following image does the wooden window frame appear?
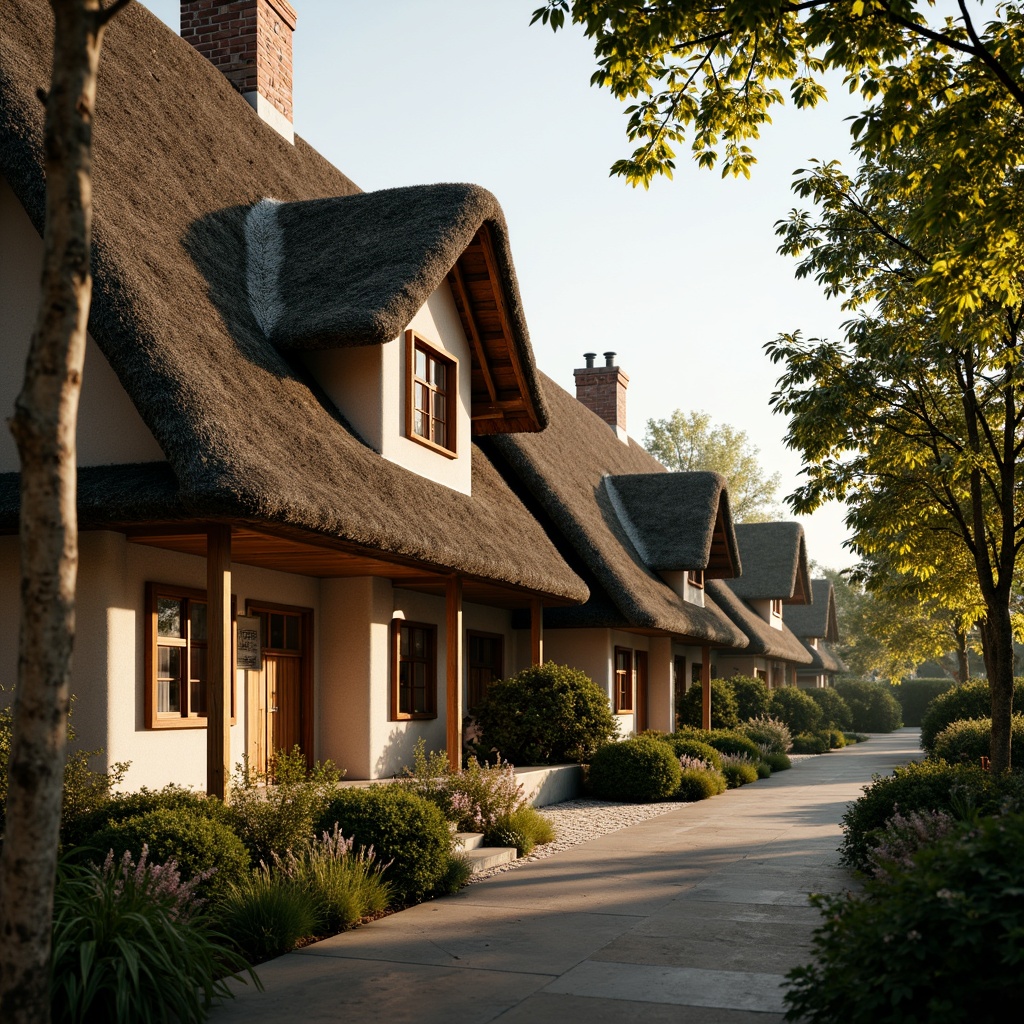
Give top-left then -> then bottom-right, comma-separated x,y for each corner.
466,630 -> 504,711
686,569 -> 704,590
406,330 -> 458,459
770,598 -> 783,617
391,619 -> 438,720
145,582 -> 236,730
614,645 -> 634,714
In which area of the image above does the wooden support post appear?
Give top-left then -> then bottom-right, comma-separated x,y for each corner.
701,645 -> 712,732
446,575 -> 463,772
531,599 -> 543,666
206,524 -> 232,801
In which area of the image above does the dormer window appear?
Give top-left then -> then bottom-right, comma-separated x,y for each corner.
687,570 -> 704,590
406,330 -> 457,457
770,599 -> 783,617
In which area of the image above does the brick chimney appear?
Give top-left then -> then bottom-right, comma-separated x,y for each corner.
181,1 -> 297,144
574,351 -> 629,443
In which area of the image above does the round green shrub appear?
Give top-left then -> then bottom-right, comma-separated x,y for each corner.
763,751 -> 791,772
769,687 -> 823,735
721,760 -> 759,788
676,678 -> 739,730
833,680 -> 903,733
784,812 -> 1024,1023
839,760 -> 1000,871
705,730 -> 761,760
918,680 -> 1024,754
755,760 -> 772,779
587,736 -> 682,802
932,714 -> 1024,765
727,675 -> 771,721
791,732 -> 830,755
808,688 -> 853,731
828,729 -> 847,748
474,663 -> 618,765
739,715 -> 792,754
661,735 -> 723,770
891,678 -> 955,727
317,786 -> 453,904
677,768 -> 727,801
86,807 -> 250,902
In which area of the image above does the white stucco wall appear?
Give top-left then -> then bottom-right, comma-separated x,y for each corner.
750,599 -> 783,630
0,178 -> 166,474
299,282 -> 473,494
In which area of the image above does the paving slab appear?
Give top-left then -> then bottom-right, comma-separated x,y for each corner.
208,729 -> 923,1024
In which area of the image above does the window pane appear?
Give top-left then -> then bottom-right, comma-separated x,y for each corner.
433,360 -> 446,390
411,628 -> 425,658
415,349 -> 427,379
190,644 -> 207,716
190,601 -> 207,642
285,615 -> 299,651
270,614 -> 284,650
433,418 -> 447,448
413,409 -> 425,437
157,598 -> 182,638
432,391 -> 446,422
157,645 -> 181,713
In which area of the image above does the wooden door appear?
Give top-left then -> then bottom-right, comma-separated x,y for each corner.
248,603 -> 312,776
635,650 -> 649,732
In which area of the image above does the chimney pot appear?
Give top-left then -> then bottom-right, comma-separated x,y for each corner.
573,353 -> 630,444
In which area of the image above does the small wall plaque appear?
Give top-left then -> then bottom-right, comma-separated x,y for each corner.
236,615 -> 262,671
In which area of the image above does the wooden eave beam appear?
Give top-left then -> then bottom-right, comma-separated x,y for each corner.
448,258 -> 498,404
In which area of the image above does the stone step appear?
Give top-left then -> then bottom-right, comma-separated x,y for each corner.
455,832 -> 485,851
462,844 -> 518,873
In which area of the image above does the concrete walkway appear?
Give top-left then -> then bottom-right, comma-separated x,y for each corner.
209,729 -> 922,1024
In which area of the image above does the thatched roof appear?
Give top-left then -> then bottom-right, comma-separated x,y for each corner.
706,579 -> 813,664
489,376 -> 747,645
605,473 -> 740,576
799,639 -> 846,674
785,579 -> 840,641
0,1 -> 584,601
725,523 -> 811,603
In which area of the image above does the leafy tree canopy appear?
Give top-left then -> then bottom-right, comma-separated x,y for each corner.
644,409 -> 782,520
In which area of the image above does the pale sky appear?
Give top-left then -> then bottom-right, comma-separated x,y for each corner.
143,0 -> 863,570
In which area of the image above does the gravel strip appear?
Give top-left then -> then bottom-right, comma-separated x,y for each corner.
466,757 -> 820,883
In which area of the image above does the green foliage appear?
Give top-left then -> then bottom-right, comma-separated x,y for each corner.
704,729 -> 761,760
827,729 -> 847,749
676,678 -> 739,730
728,675 -> 772,720
86,806 -> 250,903
643,411 -> 781,521
919,679 -> 1024,754
721,756 -> 759,789
227,747 -> 342,864
833,681 -> 903,733
763,751 -> 792,772
51,852 -> 255,1023
1,687 -> 129,842
474,663 -> 618,765
932,715 -> 1024,767
891,678 -> 955,728
401,739 -> 525,833
838,761 -> 1002,872
218,866 -> 319,963
317,785 -> 453,904
661,735 -> 722,771
484,805 -> 555,856
769,687 -> 822,736
791,732 -> 830,755
587,736 -> 682,802
755,759 -> 772,779
435,854 -> 474,895
273,825 -> 391,933
738,715 -> 793,754
807,688 -> 853,731
783,813 -> 1024,1023
676,767 -> 727,802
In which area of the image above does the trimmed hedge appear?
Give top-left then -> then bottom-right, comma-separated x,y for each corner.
769,687 -> 822,735
588,737 -> 682,802
676,678 -> 739,730
727,675 -> 772,721
932,714 -> 1024,765
317,786 -> 453,904
661,735 -> 723,770
890,678 -> 954,727
474,663 -> 618,765
677,767 -> 728,801
704,730 -> 762,760
834,680 -> 903,732
808,688 -> 853,731
919,679 -> 1024,754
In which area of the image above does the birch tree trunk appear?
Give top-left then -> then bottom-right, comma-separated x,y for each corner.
0,3 -> 129,1020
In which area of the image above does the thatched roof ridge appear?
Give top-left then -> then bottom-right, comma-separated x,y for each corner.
604,472 -> 740,576
726,522 -> 811,603
785,579 -> 840,641
0,1 -> 582,600
490,375 -> 747,645
706,579 -> 813,663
